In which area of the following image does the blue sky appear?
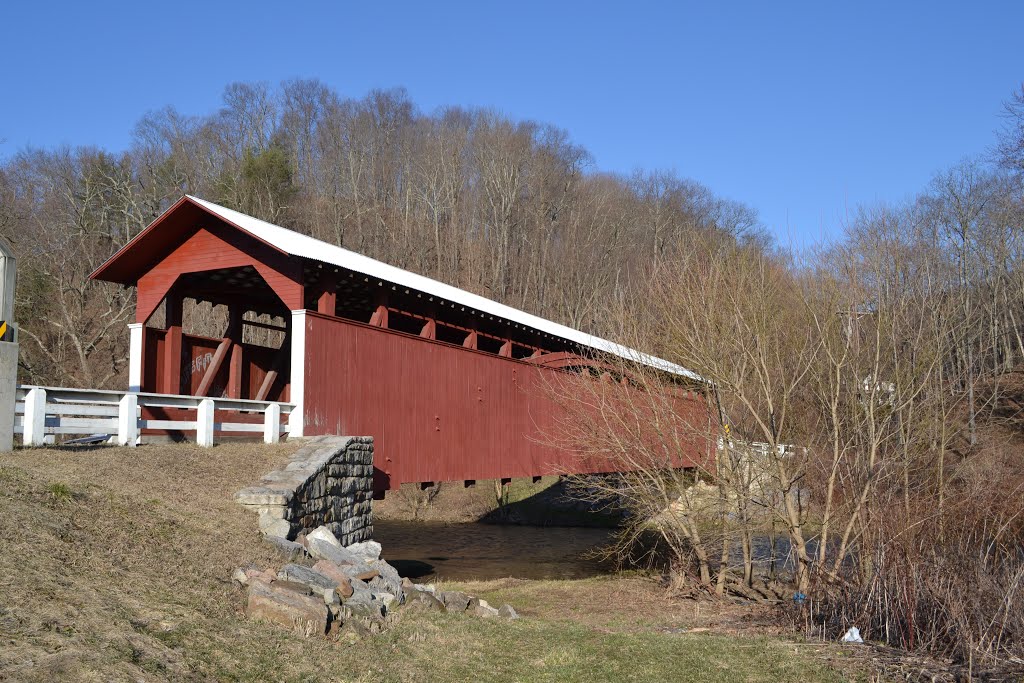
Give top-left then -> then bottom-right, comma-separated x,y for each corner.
1,1 -> 1021,249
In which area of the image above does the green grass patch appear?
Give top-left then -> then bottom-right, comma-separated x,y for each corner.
45,481 -> 73,503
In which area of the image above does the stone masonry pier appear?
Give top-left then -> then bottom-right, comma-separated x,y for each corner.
235,435 -> 374,545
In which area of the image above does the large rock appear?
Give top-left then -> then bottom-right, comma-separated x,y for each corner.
260,516 -> 292,539
232,567 -> 250,586
312,561 -> 354,598
473,599 -> 500,618
277,564 -> 338,597
498,604 -> 519,620
307,536 -> 364,567
345,540 -> 382,561
374,592 -> 398,613
342,579 -> 384,621
437,590 -> 472,612
346,567 -> 379,582
403,588 -> 446,612
324,588 -> 342,619
274,580 -> 313,595
307,525 -> 344,548
347,577 -> 374,604
369,560 -> 403,601
262,536 -> 307,561
235,486 -> 293,506
246,581 -> 328,637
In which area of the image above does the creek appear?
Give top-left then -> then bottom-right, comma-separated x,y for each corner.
373,519 -> 616,582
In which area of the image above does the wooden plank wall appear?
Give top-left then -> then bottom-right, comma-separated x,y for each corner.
302,312 -> 711,491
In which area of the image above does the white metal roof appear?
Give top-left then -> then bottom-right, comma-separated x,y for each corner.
187,195 -> 703,381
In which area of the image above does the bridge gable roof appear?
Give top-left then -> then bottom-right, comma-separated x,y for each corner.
91,195 -> 703,382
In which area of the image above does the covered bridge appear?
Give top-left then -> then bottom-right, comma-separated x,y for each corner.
91,196 -> 710,492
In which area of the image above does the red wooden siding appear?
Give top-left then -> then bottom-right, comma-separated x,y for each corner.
302,312 -> 710,491
245,343 -> 290,403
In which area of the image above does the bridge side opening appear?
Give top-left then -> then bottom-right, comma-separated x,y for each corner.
132,266 -> 295,403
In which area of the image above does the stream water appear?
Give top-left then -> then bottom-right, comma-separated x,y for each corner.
373,519 -> 617,582
373,519 -> 816,583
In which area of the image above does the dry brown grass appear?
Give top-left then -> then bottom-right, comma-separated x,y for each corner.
449,576 -> 781,636
0,442 -> 300,681
0,443 -> 849,682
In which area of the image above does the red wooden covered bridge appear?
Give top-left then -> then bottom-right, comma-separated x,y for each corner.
90,196 -> 711,493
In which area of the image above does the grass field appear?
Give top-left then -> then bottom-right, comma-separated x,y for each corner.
0,443 -> 855,682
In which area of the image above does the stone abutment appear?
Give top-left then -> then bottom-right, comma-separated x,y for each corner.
235,435 -> 374,545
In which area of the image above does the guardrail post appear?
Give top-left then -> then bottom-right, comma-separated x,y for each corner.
197,398 -> 215,447
23,387 -> 46,447
263,403 -> 281,444
118,393 -> 138,447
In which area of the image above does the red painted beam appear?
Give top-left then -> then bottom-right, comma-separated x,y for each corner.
317,275 -> 337,316
196,337 -> 232,397
227,308 -> 244,398
369,304 -> 389,328
162,292 -> 183,394
255,344 -> 289,401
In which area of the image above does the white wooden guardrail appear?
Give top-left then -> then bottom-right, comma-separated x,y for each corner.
14,386 -> 294,447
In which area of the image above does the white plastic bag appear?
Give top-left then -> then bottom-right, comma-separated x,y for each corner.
841,626 -> 864,643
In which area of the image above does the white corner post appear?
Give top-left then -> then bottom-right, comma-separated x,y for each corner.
264,402 -> 281,444
127,323 -> 144,392
197,398 -> 215,447
288,309 -> 307,438
118,393 -> 138,447
23,387 -> 46,447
